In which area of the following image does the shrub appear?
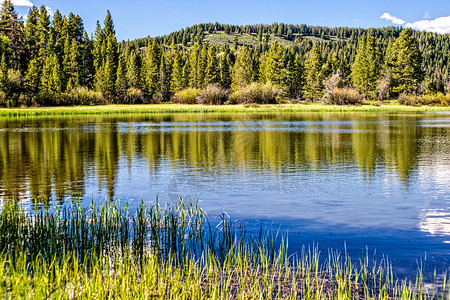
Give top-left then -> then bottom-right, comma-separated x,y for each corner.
196,84 -> 229,105
65,86 -> 105,105
229,82 -> 282,104
399,93 -> 450,106
173,88 -> 201,104
323,87 -> 363,105
125,88 -> 145,104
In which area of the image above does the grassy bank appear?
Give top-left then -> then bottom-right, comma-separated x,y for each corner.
0,199 -> 448,299
0,101 -> 450,117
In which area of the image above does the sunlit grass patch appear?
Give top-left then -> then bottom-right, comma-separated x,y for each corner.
0,102 -> 449,117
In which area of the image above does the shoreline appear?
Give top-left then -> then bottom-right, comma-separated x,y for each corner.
1,102 -> 450,117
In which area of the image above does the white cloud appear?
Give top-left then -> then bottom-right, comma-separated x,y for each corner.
405,16 -> 450,34
45,6 -> 54,16
353,18 -> 362,23
380,12 -> 406,25
381,12 -> 450,34
9,0 -> 34,7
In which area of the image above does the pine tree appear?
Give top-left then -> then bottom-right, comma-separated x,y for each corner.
93,12 -> 118,98
322,52 -> 340,80
37,5 -> 50,55
142,39 -> 161,99
251,48 -> 260,83
79,31 -> 94,87
386,29 -> 423,95
103,10 -> 115,37
182,59 -> 190,89
286,53 -> 304,99
102,56 -> 115,100
23,7 -> 39,63
219,53 -> 231,88
126,50 -> 141,89
48,9 -> 64,62
260,41 -> 285,87
92,20 -> 104,73
197,44 -> 208,87
25,58 -> 41,97
41,54 -> 62,95
205,46 -> 220,84
188,43 -> 199,87
231,46 -> 253,89
115,57 -> 127,100
0,53 -> 10,101
304,45 -> 323,100
351,35 -> 380,99
159,54 -> 170,101
0,0 -> 21,69
170,49 -> 184,93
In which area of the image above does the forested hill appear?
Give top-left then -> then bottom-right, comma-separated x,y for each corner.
0,0 -> 449,107
131,22 -> 450,83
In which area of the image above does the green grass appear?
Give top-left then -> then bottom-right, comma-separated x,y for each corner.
0,199 -> 448,299
0,102 -> 449,117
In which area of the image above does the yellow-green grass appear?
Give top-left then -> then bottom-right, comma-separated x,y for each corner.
0,199 -> 448,299
1,101 -> 449,117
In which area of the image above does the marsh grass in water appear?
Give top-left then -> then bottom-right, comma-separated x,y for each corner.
0,199 -> 448,299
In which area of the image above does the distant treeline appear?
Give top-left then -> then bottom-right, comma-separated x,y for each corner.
0,0 -> 449,107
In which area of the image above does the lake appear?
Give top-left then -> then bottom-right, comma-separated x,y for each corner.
1,111 -> 449,278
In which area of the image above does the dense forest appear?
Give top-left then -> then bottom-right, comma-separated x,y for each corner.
0,0 -> 449,107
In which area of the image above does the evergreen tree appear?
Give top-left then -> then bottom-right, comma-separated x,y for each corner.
231,46 -> 253,89
181,59 -> 190,89
219,53 -> 231,88
37,5 -> 50,56
115,57 -> 127,99
48,9 -> 64,61
197,44 -> 208,87
251,48 -> 260,83
159,54 -> 170,101
322,52 -> 340,80
386,29 -> 423,95
23,7 -> 39,63
205,46 -> 220,84
92,20 -> 104,73
170,49 -> 184,93
188,43 -> 199,87
351,35 -> 380,99
286,53 -> 304,99
0,53 -> 10,100
79,31 -> 94,87
25,58 -> 41,97
0,0 -> 22,69
260,41 -> 285,87
103,10 -> 115,37
142,39 -> 161,99
304,45 -> 323,99
93,12 -> 118,98
41,54 -> 62,95
126,50 -> 141,89
101,56 -> 115,100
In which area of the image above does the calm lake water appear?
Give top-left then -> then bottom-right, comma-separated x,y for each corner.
1,111 -> 450,277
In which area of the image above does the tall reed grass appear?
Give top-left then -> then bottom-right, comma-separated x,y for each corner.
0,199 -> 448,299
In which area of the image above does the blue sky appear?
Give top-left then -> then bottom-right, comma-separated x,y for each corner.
6,0 -> 450,40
